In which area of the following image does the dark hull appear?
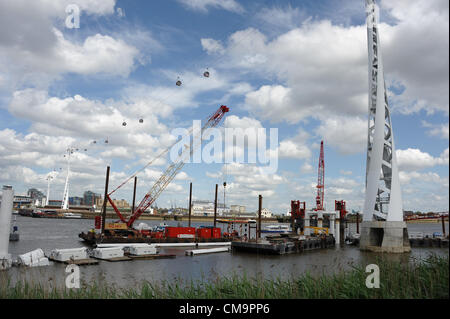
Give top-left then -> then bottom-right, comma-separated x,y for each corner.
79,231 -> 231,246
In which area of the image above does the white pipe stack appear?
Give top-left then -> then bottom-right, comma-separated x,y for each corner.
0,185 -> 14,270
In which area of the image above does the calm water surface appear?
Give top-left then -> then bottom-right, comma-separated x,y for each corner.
2,216 -> 448,289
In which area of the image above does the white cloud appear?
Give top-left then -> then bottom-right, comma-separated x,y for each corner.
396,147 -> 449,171
422,121 -> 449,140
224,115 -> 262,129
53,29 -> 140,77
201,38 -> 224,55
0,0 -> 151,89
207,0 -> 448,127
301,162 -> 314,174
255,5 -> 308,31
315,116 -> 367,155
177,0 -> 244,14
379,0 -> 449,114
278,130 -> 311,160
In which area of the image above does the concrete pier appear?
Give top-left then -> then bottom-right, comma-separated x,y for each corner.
359,221 -> 411,253
0,185 -> 14,270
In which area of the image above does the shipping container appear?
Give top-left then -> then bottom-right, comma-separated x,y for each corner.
165,227 -> 196,238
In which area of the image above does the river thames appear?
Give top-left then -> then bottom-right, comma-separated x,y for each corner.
2,216 -> 448,289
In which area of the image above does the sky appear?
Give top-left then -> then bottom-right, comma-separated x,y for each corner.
0,0 -> 448,215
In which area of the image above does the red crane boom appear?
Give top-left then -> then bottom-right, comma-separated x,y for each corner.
315,140 -> 325,211
107,105 -> 230,228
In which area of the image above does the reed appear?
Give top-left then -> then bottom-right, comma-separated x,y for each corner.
0,255 -> 447,299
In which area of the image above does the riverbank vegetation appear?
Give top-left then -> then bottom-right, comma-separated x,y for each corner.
1,255 -> 447,299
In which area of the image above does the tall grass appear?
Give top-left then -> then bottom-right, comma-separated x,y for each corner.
0,255 -> 447,299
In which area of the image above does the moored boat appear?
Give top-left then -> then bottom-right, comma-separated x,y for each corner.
261,224 -> 291,233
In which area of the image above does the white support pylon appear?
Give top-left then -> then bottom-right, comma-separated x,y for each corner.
363,0 -> 403,222
45,171 -> 57,207
61,148 -> 73,210
360,0 -> 410,253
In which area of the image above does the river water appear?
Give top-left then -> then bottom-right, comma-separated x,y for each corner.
2,216 -> 448,289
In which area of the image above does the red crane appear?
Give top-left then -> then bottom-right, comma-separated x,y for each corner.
315,140 -> 325,211
107,105 -> 230,228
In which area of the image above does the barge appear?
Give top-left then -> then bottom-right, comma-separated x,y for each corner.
79,225 -> 234,246
231,233 -> 335,255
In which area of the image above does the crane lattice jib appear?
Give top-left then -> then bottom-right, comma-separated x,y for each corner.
316,140 -> 325,211
127,105 -> 229,227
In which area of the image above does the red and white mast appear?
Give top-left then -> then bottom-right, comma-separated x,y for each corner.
315,140 -> 325,211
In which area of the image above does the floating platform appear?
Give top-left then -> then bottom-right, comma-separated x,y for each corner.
232,235 -> 335,255
91,256 -> 132,262
345,235 -> 449,248
126,253 -> 176,260
409,238 -> 449,248
48,257 -> 99,265
185,247 -> 230,256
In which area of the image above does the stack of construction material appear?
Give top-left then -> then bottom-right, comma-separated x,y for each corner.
92,247 -> 124,259
18,249 -> 50,267
49,248 -> 88,261
125,245 -> 157,256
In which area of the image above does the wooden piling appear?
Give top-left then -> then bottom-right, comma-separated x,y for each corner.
101,166 -> 110,234
442,215 -> 446,237
258,195 -> 262,241
356,212 -> 360,234
214,184 -> 218,228
188,182 -> 192,227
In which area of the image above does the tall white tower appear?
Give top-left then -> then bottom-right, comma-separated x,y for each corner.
61,148 -> 73,210
359,0 -> 410,253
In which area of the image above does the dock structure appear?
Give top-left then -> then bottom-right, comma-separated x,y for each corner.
48,257 -> 99,265
185,247 -> 230,256
232,234 -> 335,255
126,253 -> 176,260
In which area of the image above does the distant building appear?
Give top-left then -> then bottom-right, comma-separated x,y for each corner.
27,188 -> 45,204
260,208 -> 272,218
10,195 -> 33,208
48,200 -> 63,206
192,200 -> 229,216
230,205 -> 246,214
69,196 -> 83,206
84,191 -> 101,207
96,198 -> 130,209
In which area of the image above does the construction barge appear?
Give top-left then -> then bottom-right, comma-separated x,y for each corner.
79,230 -> 231,246
232,233 -> 335,255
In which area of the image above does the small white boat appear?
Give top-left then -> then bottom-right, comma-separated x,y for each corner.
63,212 -> 82,219
261,224 -> 291,233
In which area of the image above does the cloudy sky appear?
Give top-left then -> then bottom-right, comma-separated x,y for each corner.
0,0 -> 448,214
